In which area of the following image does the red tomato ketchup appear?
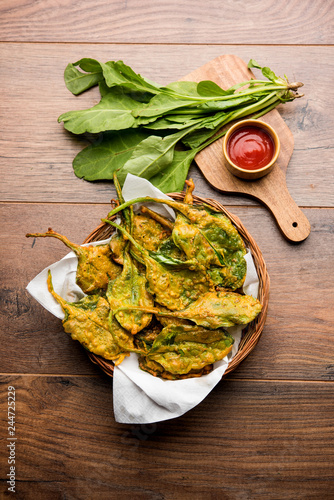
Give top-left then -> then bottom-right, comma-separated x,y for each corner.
227,125 -> 275,170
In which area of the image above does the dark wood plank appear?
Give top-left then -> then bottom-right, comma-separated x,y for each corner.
0,0 -> 333,44
1,202 -> 333,380
0,43 -> 333,207
1,375 -> 333,499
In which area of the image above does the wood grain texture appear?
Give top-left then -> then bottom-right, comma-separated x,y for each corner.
0,43 -> 333,207
2,202 -> 333,381
1,375 -> 333,499
0,0 -> 333,496
0,0 -> 333,44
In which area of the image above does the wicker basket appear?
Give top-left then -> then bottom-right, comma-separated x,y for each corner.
83,193 -> 270,378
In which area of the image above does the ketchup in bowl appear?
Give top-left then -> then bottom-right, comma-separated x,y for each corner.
227,125 -> 275,171
223,119 -> 280,180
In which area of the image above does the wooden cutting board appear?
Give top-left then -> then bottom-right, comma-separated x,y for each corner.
181,54 -> 311,243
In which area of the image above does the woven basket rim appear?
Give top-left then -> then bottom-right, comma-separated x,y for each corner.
84,192 -> 270,378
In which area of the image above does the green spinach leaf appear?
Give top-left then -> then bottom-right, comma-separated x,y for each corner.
116,125 -> 198,184
64,62 -> 104,95
58,87 -> 143,134
59,57 -> 303,190
72,129 -> 150,180
102,60 -> 161,94
149,149 -> 197,193
196,80 -> 231,97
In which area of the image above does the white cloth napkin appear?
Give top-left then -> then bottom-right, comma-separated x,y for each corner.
26,174 -> 259,424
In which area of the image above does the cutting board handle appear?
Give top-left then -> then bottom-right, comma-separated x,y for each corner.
186,54 -> 311,242
256,166 -> 311,242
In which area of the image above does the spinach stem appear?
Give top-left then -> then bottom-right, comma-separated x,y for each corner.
161,82 -> 289,102
193,96 -> 281,153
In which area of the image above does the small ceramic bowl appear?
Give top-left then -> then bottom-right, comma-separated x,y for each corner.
223,119 -> 280,180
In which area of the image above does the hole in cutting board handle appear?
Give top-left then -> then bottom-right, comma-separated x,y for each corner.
292,222 -> 298,227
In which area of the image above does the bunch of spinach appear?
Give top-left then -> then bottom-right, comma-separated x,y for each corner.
59,58 -> 303,193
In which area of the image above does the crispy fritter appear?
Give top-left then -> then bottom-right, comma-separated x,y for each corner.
27,228 -> 121,294
107,249 -> 154,334
47,271 -> 128,364
139,356 -> 213,380
30,177 -> 262,380
155,290 -> 262,328
140,323 -> 234,375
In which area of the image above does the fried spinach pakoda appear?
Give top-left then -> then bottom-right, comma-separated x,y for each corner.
26,228 -> 121,294
138,324 -> 234,380
107,247 -> 154,334
106,182 -> 247,290
47,271 -> 130,365
27,177 -> 262,379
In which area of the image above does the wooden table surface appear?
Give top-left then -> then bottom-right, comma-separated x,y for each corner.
1,1 -> 333,499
